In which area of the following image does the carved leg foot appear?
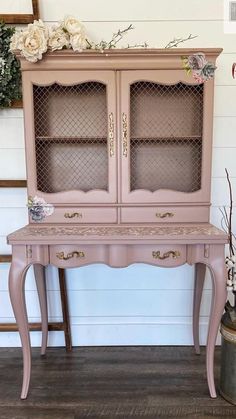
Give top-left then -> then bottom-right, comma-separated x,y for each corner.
34,264 -> 48,356
207,252 -> 227,398
8,248 -> 31,399
193,263 -> 206,354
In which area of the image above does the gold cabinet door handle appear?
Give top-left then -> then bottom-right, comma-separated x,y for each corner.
56,251 -> 85,260
152,250 -> 180,260
64,212 -> 82,219
156,212 -> 174,219
109,112 -> 115,157
122,112 -> 128,157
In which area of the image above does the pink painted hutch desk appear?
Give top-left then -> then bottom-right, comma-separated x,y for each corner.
7,48 -> 227,399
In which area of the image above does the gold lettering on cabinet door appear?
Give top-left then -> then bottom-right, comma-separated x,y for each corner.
109,112 -> 115,157
122,113 -> 128,157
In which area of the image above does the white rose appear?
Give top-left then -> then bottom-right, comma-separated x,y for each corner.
48,26 -> 70,51
20,24 -> 48,62
70,33 -> 87,52
28,19 -> 48,37
63,16 -> 85,35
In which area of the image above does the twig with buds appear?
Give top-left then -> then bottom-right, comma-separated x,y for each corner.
86,24 -> 139,51
164,34 -> 198,49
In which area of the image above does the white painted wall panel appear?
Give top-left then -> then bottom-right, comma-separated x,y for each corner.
212,147 -> 236,177
82,21 -> 236,52
0,150 -> 26,179
0,118 -> 24,148
0,0 -> 234,347
0,188 -> 27,207
0,237 -> 13,254
215,54 -> 236,86
213,117 -> 236,147
40,0 -> 223,22
211,178 -> 236,206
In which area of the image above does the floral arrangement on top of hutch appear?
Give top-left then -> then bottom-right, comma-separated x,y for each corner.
7,16 -> 228,400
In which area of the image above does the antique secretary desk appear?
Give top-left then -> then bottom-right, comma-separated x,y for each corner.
7,48 -> 228,399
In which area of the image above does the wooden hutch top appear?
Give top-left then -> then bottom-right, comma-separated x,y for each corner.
16,48 -> 223,71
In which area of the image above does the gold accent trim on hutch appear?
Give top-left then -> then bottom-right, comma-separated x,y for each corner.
109,112 -> 115,157
64,212 -> 82,219
152,250 -> 181,260
56,251 -> 85,260
156,212 -> 174,219
122,112 -> 128,157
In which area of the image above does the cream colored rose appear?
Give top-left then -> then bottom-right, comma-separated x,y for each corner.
70,33 -> 87,52
63,16 -> 85,35
20,27 -> 48,62
48,26 -> 70,51
10,19 -> 48,62
28,19 -> 48,38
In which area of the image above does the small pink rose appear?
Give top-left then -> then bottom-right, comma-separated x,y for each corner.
187,53 -> 207,70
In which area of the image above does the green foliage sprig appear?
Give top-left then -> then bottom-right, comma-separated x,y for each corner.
0,21 -> 22,108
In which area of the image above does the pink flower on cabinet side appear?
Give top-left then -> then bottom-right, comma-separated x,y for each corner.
182,53 -> 217,83
27,196 -> 54,222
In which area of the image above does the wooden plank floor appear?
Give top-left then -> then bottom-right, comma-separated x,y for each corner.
0,346 -> 235,418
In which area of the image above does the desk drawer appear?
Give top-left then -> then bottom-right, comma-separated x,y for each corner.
130,244 -> 186,267
49,244 -> 108,268
37,207 -> 117,224
121,206 -> 208,223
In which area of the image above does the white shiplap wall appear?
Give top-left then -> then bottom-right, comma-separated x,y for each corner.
0,0 -> 235,347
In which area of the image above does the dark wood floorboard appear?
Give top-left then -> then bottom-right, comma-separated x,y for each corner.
0,346 -> 235,418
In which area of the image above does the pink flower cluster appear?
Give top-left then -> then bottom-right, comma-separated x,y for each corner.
182,53 -> 216,83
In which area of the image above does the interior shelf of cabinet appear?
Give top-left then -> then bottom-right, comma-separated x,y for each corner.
130,136 -> 202,141
36,137 -> 107,142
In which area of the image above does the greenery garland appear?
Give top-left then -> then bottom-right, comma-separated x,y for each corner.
0,21 -> 22,108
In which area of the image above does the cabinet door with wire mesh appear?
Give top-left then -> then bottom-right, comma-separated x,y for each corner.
120,70 -> 214,205
24,71 -> 117,204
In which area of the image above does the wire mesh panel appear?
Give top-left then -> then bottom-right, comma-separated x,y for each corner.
130,82 -> 203,192
33,82 -> 108,193
130,138 -> 202,192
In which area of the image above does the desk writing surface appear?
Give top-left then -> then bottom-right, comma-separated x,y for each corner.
7,223 -> 228,245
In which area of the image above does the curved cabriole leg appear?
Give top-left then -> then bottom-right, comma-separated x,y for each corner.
34,264 -> 48,356
8,251 -> 31,400
207,254 -> 227,398
193,263 -> 206,354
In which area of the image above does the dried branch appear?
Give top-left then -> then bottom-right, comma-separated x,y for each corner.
226,168 -> 234,256
107,24 -> 134,48
164,34 -> 198,49
86,24 -> 136,51
126,42 -> 148,49
220,208 -> 228,233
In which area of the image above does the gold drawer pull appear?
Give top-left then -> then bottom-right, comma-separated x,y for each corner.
109,112 -> 115,157
56,251 -> 85,260
156,212 -> 174,219
64,212 -> 82,219
122,112 -> 128,157
152,250 -> 180,260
